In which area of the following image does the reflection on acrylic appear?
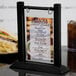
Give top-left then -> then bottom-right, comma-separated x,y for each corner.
26,17 -> 54,64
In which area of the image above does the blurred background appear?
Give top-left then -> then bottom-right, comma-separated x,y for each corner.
0,0 -> 76,73
0,0 -> 76,46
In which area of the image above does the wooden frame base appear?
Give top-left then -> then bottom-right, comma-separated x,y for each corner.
10,61 -> 70,75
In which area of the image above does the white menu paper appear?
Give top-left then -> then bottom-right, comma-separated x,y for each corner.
30,21 -> 51,62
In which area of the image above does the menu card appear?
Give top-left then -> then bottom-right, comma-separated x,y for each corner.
26,17 -> 54,63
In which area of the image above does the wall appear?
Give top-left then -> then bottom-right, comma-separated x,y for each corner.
0,0 -> 76,46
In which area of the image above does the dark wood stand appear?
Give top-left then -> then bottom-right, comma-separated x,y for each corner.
10,2 -> 69,75
10,61 -> 69,75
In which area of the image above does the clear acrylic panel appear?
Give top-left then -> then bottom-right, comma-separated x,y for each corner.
24,9 -> 54,64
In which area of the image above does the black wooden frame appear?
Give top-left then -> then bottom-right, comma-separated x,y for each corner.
17,1 -> 61,67
10,1 -> 69,74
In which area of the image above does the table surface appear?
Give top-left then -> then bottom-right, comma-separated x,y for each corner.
0,46 -> 76,76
